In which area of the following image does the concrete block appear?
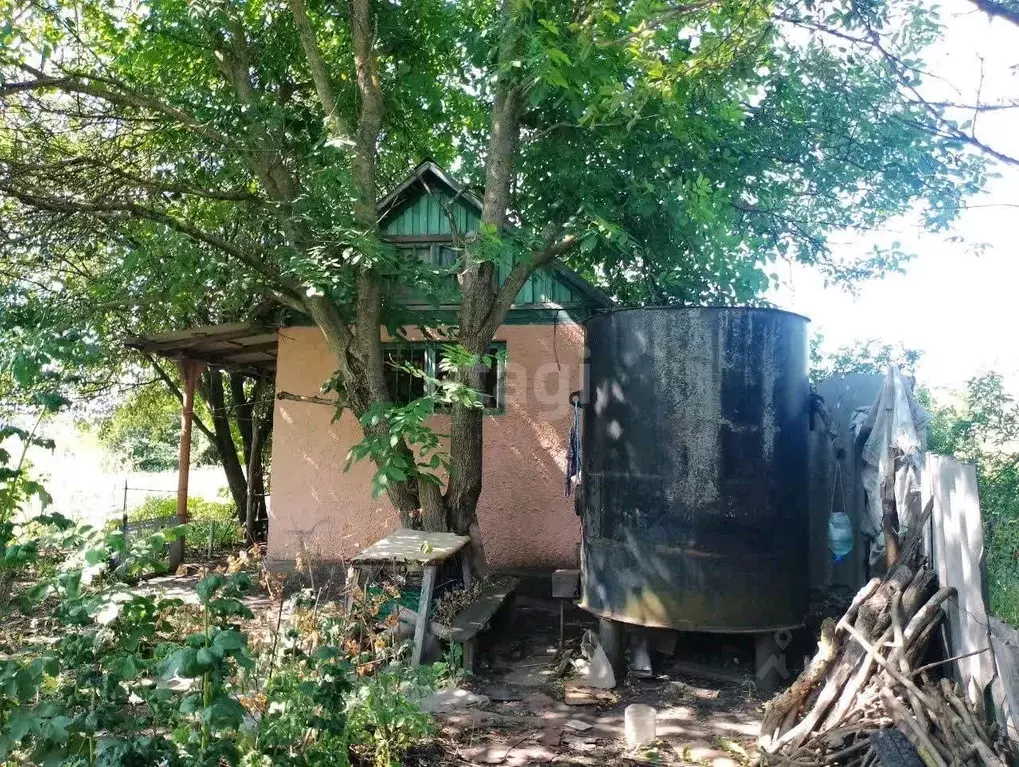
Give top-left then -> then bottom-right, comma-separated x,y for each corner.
552,569 -> 580,598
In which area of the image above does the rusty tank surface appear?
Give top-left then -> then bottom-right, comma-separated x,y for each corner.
579,307 -> 810,633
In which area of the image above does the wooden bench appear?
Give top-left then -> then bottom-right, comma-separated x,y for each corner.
351,529 -> 473,666
430,575 -> 519,672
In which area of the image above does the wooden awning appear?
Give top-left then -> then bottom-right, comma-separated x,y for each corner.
125,323 -> 277,375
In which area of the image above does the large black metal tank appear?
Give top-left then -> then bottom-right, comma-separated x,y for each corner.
579,307 -> 810,633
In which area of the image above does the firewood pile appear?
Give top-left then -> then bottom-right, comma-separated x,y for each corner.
758,564 -> 1012,766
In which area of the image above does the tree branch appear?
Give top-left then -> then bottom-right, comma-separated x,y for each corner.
969,0 -> 1019,26
287,0 -> 354,145
0,181 -> 303,303
9,64 -> 235,149
478,234 -> 578,341
777,12 -> 1019,167
11,157 -> 263,203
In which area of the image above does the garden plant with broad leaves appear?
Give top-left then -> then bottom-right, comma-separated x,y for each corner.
0,435 -> 442,766
0,0 -> 994,575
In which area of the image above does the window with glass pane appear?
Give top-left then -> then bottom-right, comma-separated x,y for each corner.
383,346 -> 427,405
382,342 -> 505,412
436,344 -> 504,411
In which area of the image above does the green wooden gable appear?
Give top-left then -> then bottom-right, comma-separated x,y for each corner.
381,183 -> 480,238
377,162 -> 611,321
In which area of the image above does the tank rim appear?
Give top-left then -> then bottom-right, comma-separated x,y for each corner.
583,305 -> 811,325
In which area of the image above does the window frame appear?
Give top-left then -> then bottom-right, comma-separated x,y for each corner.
382,340 -> 507,415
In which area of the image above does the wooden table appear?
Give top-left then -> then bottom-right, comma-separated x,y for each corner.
352,529 -> 471,665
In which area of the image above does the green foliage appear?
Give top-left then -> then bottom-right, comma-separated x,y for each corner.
0,0 -> 991,359
338,343 -> 502,497
0,422 -> 55,522
98,387 -> 186,472
0,523 -> 439,766
0,435 -> 437,766
98,384 -> 222,472
126,496 -> 244,552
0,413 -> 67,603
810,335 -> 923,384
344,668 -> 433,767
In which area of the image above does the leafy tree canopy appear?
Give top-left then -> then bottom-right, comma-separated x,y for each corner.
810,335 -> 924,384
0,0 -> 994,561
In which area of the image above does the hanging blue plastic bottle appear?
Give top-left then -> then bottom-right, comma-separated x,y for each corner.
828,511 -> 854,562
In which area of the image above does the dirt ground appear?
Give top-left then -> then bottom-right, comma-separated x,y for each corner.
417,596 -> 767,767
106,567 -> 773,766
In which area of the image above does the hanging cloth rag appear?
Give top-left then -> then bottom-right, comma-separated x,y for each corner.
565,398 -> 582,496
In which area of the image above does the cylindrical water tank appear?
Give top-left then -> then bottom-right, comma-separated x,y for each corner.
579,307 -> 810,633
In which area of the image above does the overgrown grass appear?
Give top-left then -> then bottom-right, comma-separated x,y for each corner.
125,496 -> 245,552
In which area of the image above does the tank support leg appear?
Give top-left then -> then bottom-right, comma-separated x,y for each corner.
754,631 -> 789,693
599,618 -> 626,679
630,629 -> 653,678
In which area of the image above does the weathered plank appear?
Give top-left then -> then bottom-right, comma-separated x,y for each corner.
923,453 -> 995,706
352,528 -> 470,565
430,576 -> 519,644
412,565 -> 438,667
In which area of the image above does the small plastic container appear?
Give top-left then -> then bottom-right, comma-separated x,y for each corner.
624,704 -> 656,749
828,511 -> 854,562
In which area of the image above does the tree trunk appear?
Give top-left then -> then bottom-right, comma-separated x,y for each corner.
289,0 -> 531,579
201,371 -> 249,518
446,363 -> 486,533
251,388 -> 273,541
442,0 -> 525,577
245,392 -> 269,544
232,372 -> 276,529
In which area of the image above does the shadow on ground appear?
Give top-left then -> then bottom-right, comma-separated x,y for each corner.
423,595 -> 766,766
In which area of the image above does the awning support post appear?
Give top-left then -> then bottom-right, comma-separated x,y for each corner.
169,360 -> 204,571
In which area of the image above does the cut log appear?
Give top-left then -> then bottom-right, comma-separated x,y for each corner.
760,618 -> 839,749
759,563 -> 1009,767
880,688 -> 947,767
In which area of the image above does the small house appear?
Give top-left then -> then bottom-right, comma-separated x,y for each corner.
130,163 -> 612,572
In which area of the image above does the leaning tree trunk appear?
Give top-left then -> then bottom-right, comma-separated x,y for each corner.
201,371 -> 249,517
444,361 -> 490,578
231,373 -> 272,529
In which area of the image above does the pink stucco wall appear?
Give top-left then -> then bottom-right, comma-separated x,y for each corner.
268,323 -> 584,570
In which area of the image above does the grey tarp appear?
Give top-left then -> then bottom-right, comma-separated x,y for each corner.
853,365 -> 928,566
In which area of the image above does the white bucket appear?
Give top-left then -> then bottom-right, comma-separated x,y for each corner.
624,703 -> 657,749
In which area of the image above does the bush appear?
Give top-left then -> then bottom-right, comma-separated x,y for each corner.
0,518 -> 439,766
345,668 -> 434,767
126,496 -> 245,551
1,438 -> 443,766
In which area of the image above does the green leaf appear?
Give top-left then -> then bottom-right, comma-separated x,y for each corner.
196,648 -> 215,668
196,574 -> 225,603
162,647 -> 201,679
201,695 -> 246,729
212,629 -> 246,651
179,692 -> 203,714
106,654 -> 139,679
7,709 -> 38,741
